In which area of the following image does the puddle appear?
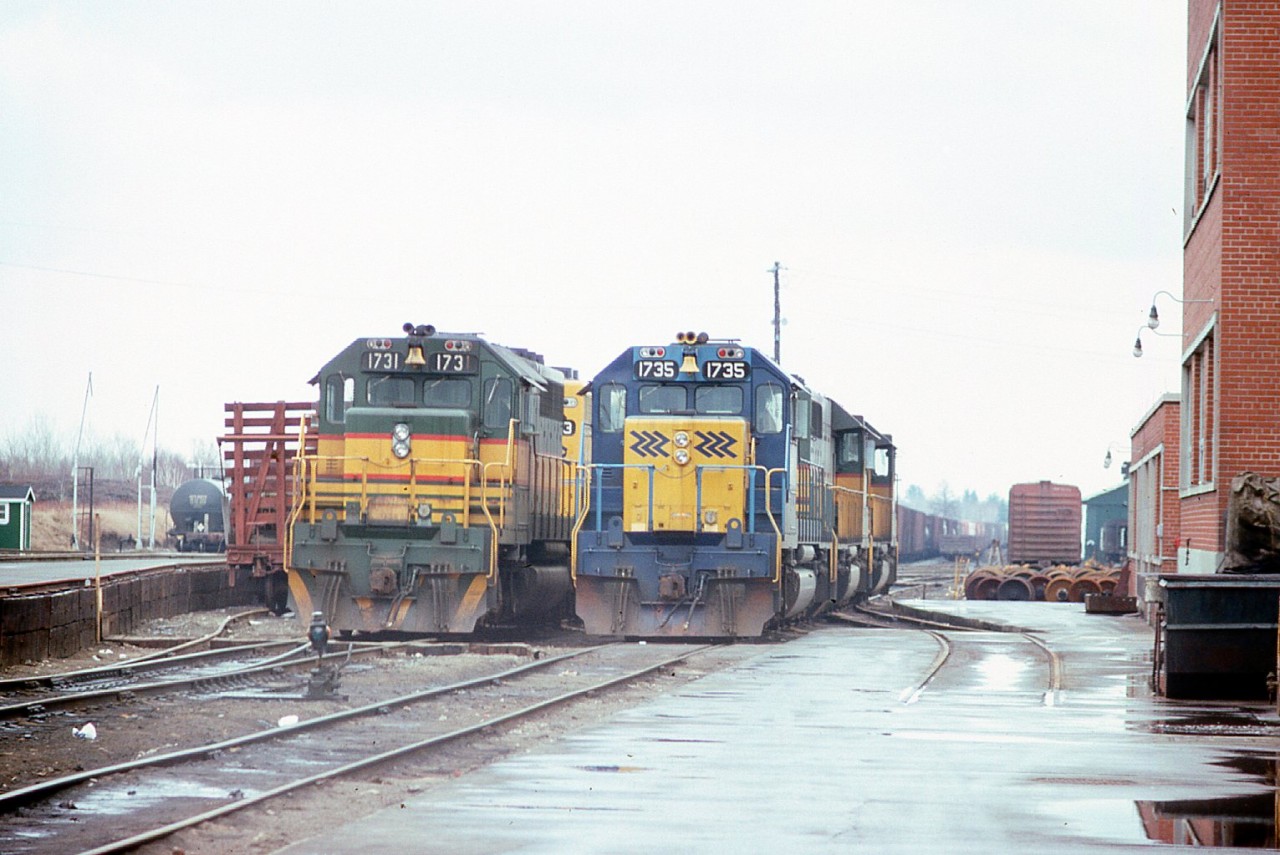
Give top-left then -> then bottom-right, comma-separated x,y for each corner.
1137,792 -> 1276,847
1139,754 -> 1280,847
1146,712 -> 1280,738
975,653 -> 1029,692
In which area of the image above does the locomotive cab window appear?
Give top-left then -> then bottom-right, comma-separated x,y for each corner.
638,385 -> 685,414
482,377 -> 513,430
793,395 -> 810,437
368,376 -> 415,406
754,383 -> 784,434
599,383 -> 627,432
695,386 -> 742,415
837,433 -> 862,468
326,375 -> 355,424
424,378 -> 471,408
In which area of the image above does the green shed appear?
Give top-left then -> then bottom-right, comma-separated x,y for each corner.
0,485 -> 34,551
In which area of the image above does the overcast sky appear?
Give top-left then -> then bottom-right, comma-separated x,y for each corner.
1,1 -> 1187,501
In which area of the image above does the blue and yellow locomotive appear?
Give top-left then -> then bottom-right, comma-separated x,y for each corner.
287,324 -> 577,634
573,332 -> 897,638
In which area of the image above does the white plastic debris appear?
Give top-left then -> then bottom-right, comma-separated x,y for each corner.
277,714 -> 299,728
73,723 -> 97,740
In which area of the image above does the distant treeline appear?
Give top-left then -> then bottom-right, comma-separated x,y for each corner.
1,414 -> 218,496
901,483 -> 1007,524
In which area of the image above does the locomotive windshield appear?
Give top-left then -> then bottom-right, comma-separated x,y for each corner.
638,385 -> 685,414
424,378 -> 471,408
368,376 -> 415,406
694,386 -> 741,414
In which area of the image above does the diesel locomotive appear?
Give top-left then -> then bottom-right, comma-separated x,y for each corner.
573,332 -> 897,638
286,324 -> 578,634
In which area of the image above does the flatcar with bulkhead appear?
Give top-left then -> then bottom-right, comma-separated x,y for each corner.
168,478 -> 226,553
573,332 -> 897,638
287,324 -> 577,634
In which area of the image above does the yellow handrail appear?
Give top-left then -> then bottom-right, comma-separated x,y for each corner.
568,464 -> 592,582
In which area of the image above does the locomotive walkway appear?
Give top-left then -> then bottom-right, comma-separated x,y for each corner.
274,601 -> 1280,853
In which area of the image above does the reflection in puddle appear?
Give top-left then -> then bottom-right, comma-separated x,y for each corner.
1139,753 -> 1280,847
1137,792 -> 1275,848
976,653 -> 1028,692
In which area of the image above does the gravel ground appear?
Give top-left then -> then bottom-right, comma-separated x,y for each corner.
0,607 -> 771,854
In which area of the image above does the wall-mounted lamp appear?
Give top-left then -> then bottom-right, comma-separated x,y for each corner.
1103,441 -> 1127,469
1147,289 -> 1213,330
1132,324 -> 1179,358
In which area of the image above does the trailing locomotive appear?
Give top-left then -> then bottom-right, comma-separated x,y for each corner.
168,478 -> 226,553
573,332 -> 897,638
286,324 -> 577,634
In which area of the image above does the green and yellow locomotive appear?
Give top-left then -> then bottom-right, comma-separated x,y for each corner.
287,324 -> 577,634
573,332 -> 896,638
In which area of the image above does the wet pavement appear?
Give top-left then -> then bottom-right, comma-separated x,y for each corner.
0,554 -> 221,588
274,601 -> 1280,853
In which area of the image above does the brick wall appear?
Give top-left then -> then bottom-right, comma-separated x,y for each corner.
1179,0 -> 1280,565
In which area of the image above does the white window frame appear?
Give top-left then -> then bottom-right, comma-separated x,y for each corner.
1180,315 -> 1218,496
1184,5 -> 1222,238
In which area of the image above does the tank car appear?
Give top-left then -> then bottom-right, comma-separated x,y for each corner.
573,332 -> 897,638
168,478 -> 227,553
287,324 -> 577,634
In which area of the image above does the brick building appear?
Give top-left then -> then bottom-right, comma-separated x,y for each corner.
1127,1 -> 1280,608
1174,1 -> 1280,573
1128,395 -> 1180,606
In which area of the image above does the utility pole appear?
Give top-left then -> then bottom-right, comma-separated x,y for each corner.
770,261 -> 783,363
71,372 -> 92,550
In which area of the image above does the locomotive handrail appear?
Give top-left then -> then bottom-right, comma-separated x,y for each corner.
763,467 -> 785,583
477,419 -> 520,581
693,464 -> 764,534
581,463 -> 657,532
568,464 -> 592,582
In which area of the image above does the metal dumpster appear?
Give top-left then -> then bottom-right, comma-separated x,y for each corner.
1160,574 -> 1280,700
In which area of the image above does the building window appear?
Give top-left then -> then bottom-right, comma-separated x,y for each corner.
0,504 -> 8,526
1181,326 -> 1216,491
1184,9 -> 1221,233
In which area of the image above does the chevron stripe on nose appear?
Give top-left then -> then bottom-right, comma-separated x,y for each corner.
628,430 -> 671,458
694,430 -> 738,459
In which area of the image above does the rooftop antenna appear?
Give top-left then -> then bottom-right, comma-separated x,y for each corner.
71,372 -> 92,550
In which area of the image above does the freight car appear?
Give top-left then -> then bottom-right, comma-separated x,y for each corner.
895,505 -> 1005,562
221,401 -> 314,614
573,332 -> 897,638
286,324 -> 577,635
1007,480 -> 1081,566
168,478 -> 226,553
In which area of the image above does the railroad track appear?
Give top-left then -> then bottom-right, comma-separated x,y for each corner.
0,641 -> 717,854
0,639 -> 413,722
900,629 -> 1063,706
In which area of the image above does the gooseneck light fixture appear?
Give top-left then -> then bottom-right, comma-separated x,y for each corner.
1147,289 -> 1213,330
1133,324 -> 1179,358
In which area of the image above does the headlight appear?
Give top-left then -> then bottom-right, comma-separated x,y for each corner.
392,439 -> 411,459
416,502 -> 432,521
674,431 -> 690,448
392,423 -> 411,441
674,449 -> 690,465
704,509 -> 718,525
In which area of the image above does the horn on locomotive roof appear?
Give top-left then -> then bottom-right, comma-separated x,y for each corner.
675,331 -> 710,344
403,323 -> 437,337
